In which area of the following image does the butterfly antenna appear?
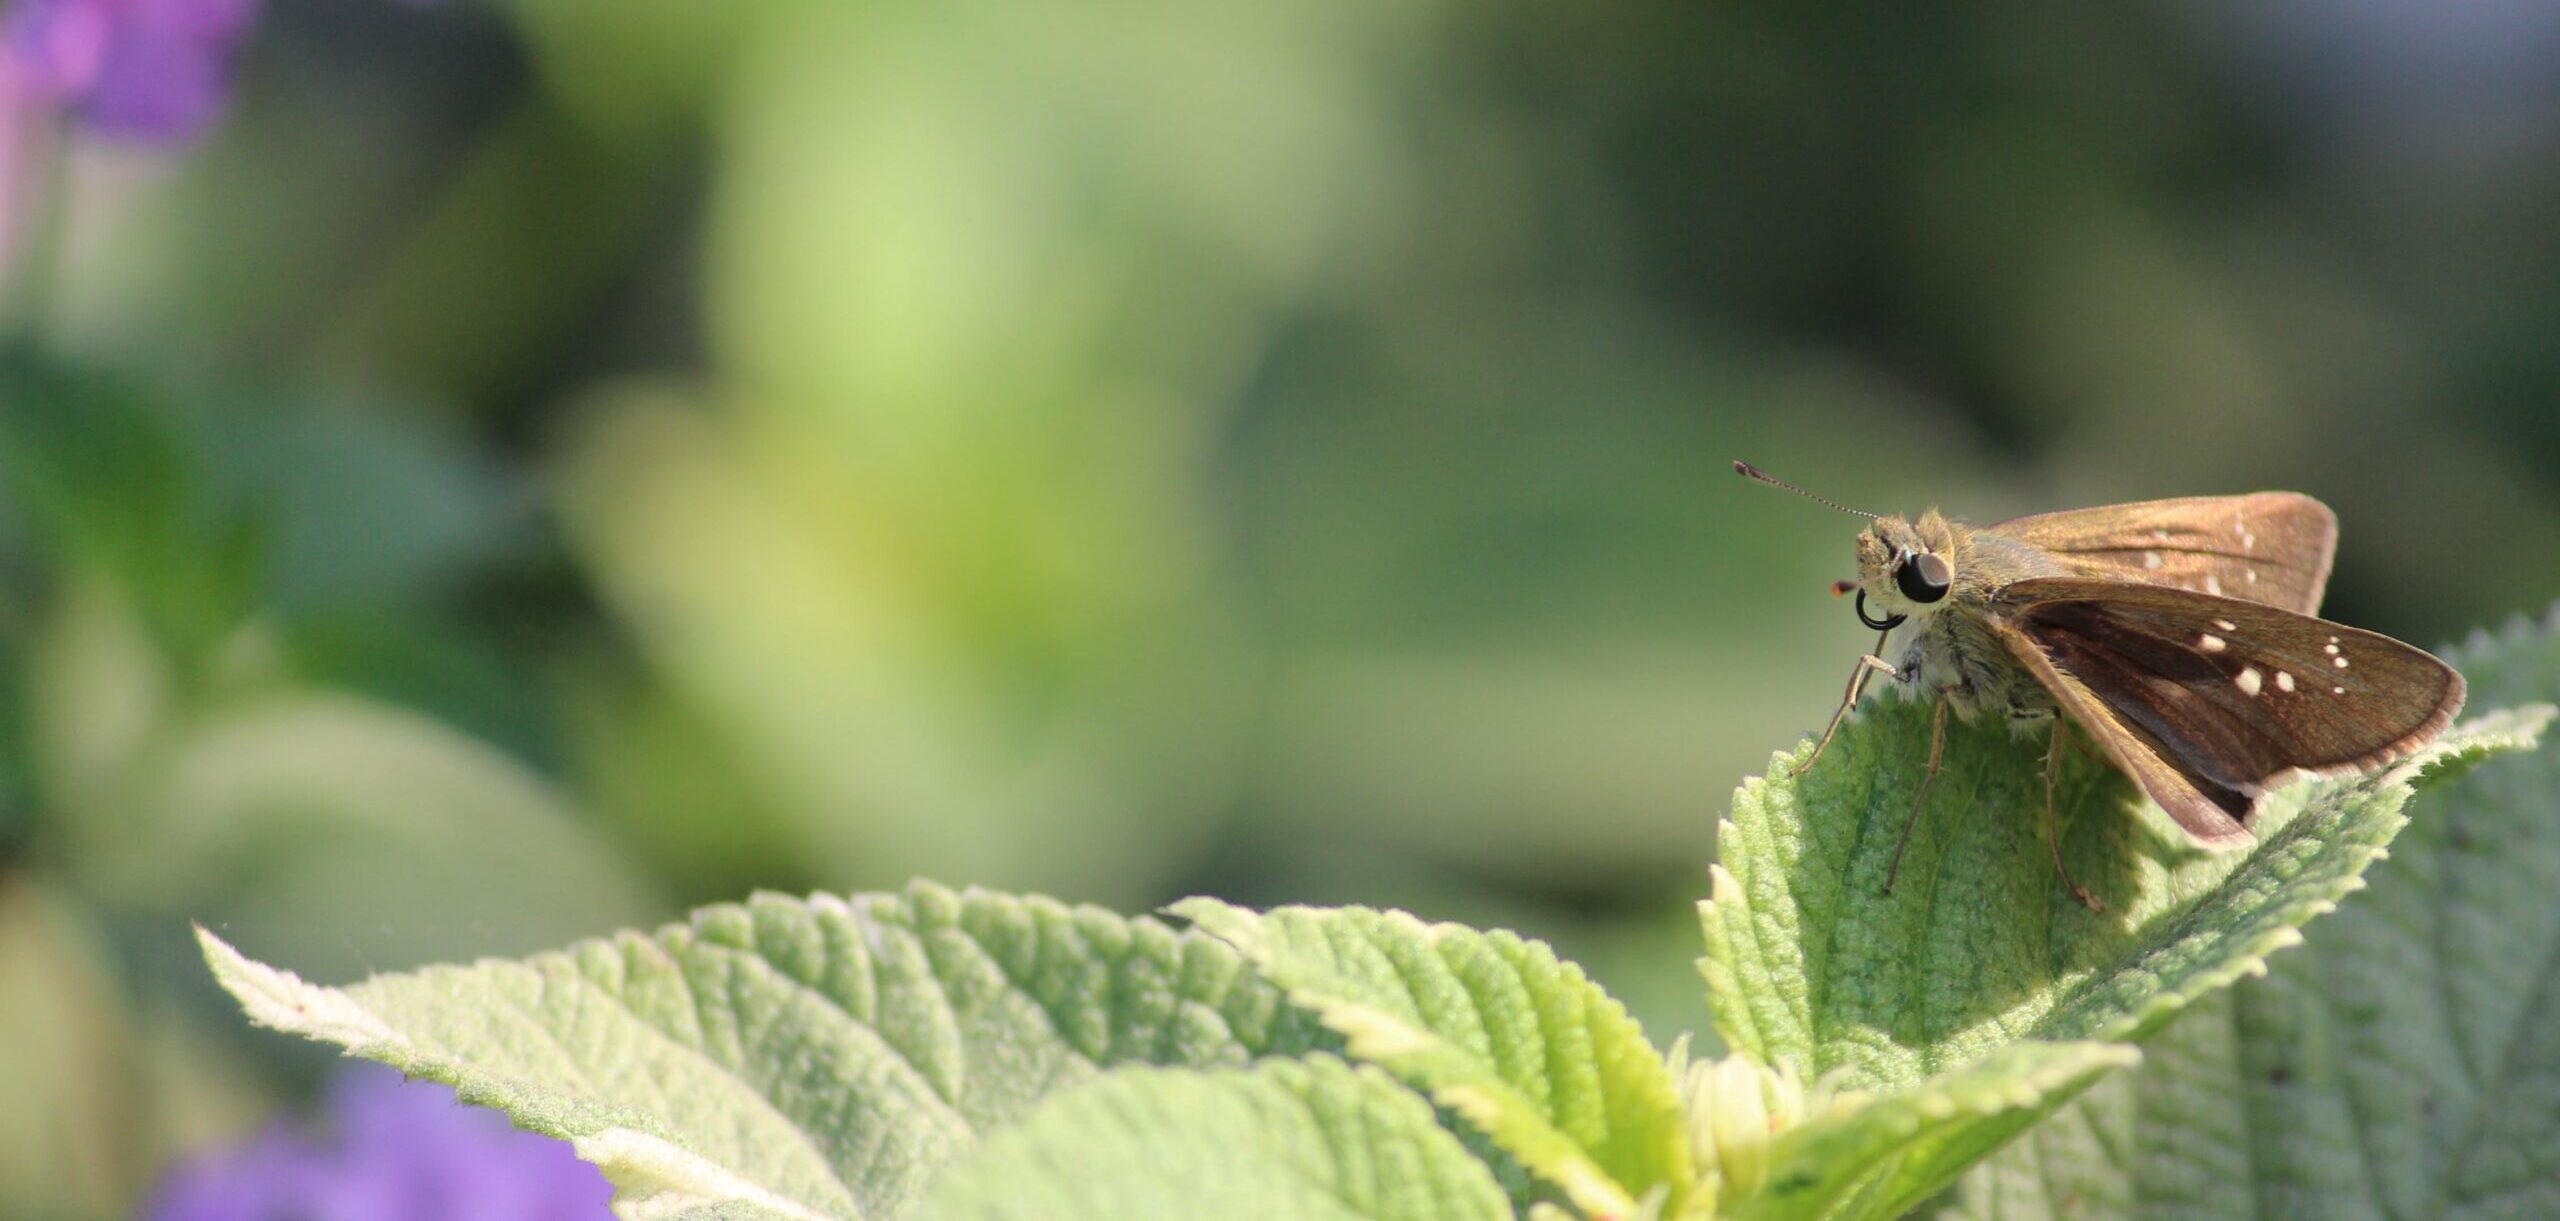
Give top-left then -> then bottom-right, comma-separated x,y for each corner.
1732,461 -> 1880,520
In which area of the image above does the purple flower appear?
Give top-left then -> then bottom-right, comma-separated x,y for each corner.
3,0 -> 260,142
144,1064 -> 616,1221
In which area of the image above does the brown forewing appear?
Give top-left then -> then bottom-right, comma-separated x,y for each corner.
1989,577 -> 2463,844
1989,493 -> 2336,614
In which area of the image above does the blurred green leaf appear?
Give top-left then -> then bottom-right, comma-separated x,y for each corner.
19,574 -> 658,978
560,661 -> 817,907
532,0 -> 1439,904
0,878 -> 142,1217
319,104 -> 682,404
196,397 -> 518,615
0,355 -> 262,665
0,878 -> 272,1219
504,0 -> 775,144
556,389 -> 1246,904
92,688 -> 665,974
0,355 -> 528,695
280,611 -> 555,769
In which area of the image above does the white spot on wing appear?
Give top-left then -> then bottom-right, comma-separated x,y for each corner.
2333,685 -> 2346,695
2245,568 -> 2258,584
2214,618 -> 2237,631
2204,573 -> 2223,596
2276,670 -> 2295,692
2143,551 -> 2163,569
2200,634 -> 2226,652
2323,642 -> 2340,655
2237,666 -> 2263,696
2334,655 -> 2349,669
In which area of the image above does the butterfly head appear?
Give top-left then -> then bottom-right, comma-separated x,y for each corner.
1851,511 -> 1964,629
1728,463 -> 1969,631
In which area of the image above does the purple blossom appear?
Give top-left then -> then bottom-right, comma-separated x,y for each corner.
144,1064 -> 615,1221
3,0 -> 260,142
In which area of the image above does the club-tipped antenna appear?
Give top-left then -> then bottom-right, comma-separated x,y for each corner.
1732,460 -> 1880,520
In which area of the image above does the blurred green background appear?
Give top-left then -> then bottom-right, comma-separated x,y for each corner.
7,0 -> 2560,1213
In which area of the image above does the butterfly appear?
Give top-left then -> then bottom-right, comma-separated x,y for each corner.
1738,462 -> 2465,912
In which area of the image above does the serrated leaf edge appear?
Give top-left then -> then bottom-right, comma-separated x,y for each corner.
1697,710 -> 2550,1073
1745,1041 -> 2139,1221
196,926 -> 835,1221
1330,1004 -> 1640,1219
1176,899 -> 1664,1219
2049,710 -> 2550,1048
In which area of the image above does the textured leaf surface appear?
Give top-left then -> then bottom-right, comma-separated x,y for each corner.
1699,686 -> 2543,1093
202,882 -> 1323,1220
1175,898 -> 1690,1216
1945,611 -> 2560,1219
914,1057 -> 1511,1221
1738,1040 -> 2136,1221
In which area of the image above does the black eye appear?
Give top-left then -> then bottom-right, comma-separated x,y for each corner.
1896,552 -> 1951,604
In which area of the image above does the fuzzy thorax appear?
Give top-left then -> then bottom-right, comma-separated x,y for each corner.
1852,509 -> 2066,723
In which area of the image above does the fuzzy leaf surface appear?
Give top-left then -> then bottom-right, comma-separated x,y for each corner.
1699,684 -> 2542,1093
1946,612 -> 2560,1219
1737,1040 -> 2137,1221
914,1057 -> 1511,1221
1173,899 -> 1690,1217
200,881 -> 1324,1220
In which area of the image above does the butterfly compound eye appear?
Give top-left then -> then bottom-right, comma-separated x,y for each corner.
1896,552 -> 1952,604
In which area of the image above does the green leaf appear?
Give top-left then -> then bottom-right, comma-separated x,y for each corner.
1736,1040 -> 2137,1221
1174,898 -> 1691,1217
1944,612 -> 2560,1219
914,1056 -> 1511,1221
201,882 -> 1324,1220
0,354 -> 261,661
1698,690 -> 2544,1093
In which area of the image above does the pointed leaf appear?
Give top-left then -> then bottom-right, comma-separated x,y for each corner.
1700,688 -> 2543,1092
201,882 -> 1325,1219
915,1057 -> 1511,1221
1174,899 -> 1690,1218
1736,1040 -> 2137,1221
1946,611 -> 2560,1219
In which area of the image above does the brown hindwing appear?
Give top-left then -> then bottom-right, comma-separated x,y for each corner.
1990,576 -> 2463,844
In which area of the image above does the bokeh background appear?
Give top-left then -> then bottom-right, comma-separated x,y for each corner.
6,0 -> 2560,1214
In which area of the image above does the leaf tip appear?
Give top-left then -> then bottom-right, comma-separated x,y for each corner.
1329,1003 -> 1435,1061
1435,1083 -> 1639,1220
1707,862 -> 1741,905
194,927 -> 404,1054
570,1127 -> 833,1221
1163,896 -> 1258,944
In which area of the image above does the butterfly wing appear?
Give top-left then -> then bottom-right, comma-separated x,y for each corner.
1990,617 -> 2257,845
1990,493 -> 2336,614
1988,576 -> 2463,844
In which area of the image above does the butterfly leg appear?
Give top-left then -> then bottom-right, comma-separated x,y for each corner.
2044,723 -> 2105,912
1883,685 -> 1952,895
2058,719 -> 2107,768
1793,627 -> 1898,777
